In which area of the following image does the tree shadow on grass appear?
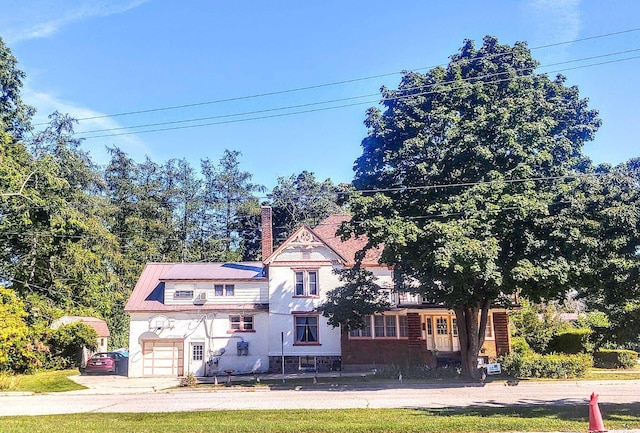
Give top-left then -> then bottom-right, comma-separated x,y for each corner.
407,401 -> 640,423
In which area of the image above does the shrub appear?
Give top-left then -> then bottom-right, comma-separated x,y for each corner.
0,286 -> 39,373
499,352 -> 592,379
48,322 -> 98,369
547,328 -> 592,354
509,299 -> 569,353
593,349 -> 638,369
180,373 -> 198,387
373,364 -> 462,380
510,336 -> 533,354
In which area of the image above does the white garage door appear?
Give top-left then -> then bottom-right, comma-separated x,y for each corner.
142,340 -> 184,376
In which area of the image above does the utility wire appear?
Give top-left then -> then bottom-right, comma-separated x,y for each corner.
76,55 -> 640,139
33,27 -> 640,126
75,48 -> 640,136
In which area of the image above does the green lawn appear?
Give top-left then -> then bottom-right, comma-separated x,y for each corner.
1,405 -> 639,433
0,369 -> 86,393
585,365 -> 640,380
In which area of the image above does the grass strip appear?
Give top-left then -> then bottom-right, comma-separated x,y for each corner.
5,370 -> 85,393
1,405 -> 639,433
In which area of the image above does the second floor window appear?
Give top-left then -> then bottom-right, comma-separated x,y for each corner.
174,290 -> 194,298
294,270 -> 318,296
214,284 -> 235,296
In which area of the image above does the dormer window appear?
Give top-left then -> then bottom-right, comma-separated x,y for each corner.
214,284 -> 235,296
174,290 -> 194,299
294,270 -> 318,297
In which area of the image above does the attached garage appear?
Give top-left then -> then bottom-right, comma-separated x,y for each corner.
142,340 -> 184,376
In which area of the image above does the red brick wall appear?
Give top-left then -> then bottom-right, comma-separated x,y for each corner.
493,311 -> 511,356
341,331 -> 411,366
341,313 -> 432,368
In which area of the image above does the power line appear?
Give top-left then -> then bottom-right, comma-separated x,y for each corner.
33,27 -> 640,127
76,55 -> 640,139
353,173 -> 604,195
74,48 -> 640,136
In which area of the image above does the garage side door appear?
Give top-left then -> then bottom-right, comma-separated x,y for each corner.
142,340 -> 184,376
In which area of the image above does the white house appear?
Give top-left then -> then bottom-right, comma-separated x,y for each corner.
125,207 -> 511,377
125,262 -> 269,377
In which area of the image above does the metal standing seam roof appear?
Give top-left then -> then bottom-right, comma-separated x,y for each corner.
124,262 -> 268,313
160,262 -> 264,280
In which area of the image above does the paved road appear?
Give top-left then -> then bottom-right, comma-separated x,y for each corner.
1,378 -> 639,416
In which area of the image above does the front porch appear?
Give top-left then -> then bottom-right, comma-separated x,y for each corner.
341,310 -> 509,370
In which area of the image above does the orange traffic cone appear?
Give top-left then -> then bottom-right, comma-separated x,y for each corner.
588,392 -> 607,432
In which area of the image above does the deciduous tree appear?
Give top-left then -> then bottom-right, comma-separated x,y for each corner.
269,171 -> 344,246
333,36 -> 602,379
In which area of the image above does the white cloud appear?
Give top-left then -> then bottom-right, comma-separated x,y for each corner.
525,0 -> 582,44
24,87 -> 151,166
1,0 -> 150,44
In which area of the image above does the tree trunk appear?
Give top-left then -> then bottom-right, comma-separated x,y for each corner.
455,298 -> 491,380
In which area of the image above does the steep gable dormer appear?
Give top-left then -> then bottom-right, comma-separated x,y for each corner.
263,225 -> 348,266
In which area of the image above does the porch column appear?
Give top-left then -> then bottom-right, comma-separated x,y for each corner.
492,312 -> 511,356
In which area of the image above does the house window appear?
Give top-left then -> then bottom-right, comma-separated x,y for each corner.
452,318 -> 458,337
436,317 -> 449,335
295,315 -> 319,343
374,315 -> 397,337
214,284 -> 235,296
351,315 -> 405,339
230,315 -> 254,331
174,290 -> 194,298
399,316 -> 408,337
299,356 -> 316,371
426,317 -> 433,335
349,316 -> 372,338
294,270 -> 318,297
386,316 -> 397,337
192,343 -> 204,361
484,315 -> 493,338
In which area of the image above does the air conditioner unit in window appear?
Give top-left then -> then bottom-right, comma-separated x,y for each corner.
194,292 -> 207,304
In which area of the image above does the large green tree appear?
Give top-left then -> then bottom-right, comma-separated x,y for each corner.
0,36 -> 33,138
333,36 -> 603,378
201,150 -> 264,261
575,159 -> 640,346
269,171 -> 344,246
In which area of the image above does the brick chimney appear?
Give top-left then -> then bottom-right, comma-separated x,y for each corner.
261,206 -> 273,260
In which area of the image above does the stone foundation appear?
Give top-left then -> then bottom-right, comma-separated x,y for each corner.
268,356 -> 341,373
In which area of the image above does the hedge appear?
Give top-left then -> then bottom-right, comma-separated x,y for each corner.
547,328 -> 591,354
593,349 -> 638,369
499,352 -> 593,379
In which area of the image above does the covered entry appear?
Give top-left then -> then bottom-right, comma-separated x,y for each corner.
142,339 -> 184,376
423,315 -> 459,352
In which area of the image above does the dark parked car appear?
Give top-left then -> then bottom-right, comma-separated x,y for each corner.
85,352 -> 128,375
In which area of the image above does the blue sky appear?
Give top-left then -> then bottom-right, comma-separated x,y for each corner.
2,1 -> 639,189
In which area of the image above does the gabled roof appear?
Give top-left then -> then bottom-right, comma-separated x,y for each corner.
262,225 -> 348,265
312,214 -> 385,267
160,262 -> 264,280
124,262 -> 268,313
51,316 -> 110,337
